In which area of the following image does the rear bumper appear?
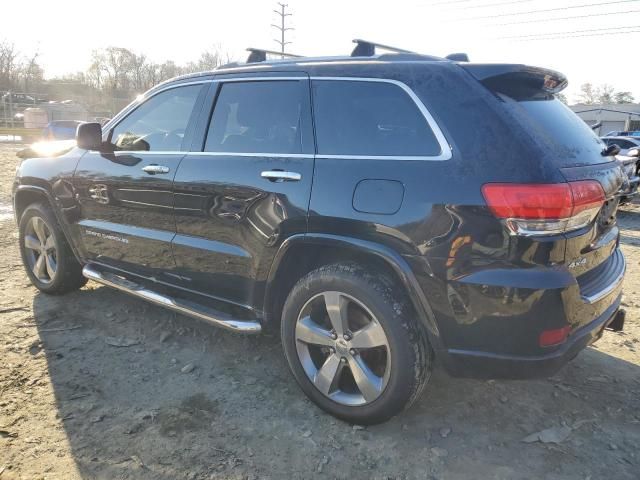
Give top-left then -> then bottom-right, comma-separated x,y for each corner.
420,247 -> 626,379
439,295 -> 621,379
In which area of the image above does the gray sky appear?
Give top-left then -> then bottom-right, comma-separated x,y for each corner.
5,0 -> 640,101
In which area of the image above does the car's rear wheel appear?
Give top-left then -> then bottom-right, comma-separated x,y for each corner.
281,263 -> 433,424
19,203 -> 87,294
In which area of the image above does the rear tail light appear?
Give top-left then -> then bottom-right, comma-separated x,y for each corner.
481,181 -> 605,236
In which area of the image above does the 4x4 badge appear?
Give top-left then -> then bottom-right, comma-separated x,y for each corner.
568,257 -> 587,269
88,184 -> 109,204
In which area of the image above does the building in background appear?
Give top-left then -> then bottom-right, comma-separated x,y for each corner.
571,104 -> 640,136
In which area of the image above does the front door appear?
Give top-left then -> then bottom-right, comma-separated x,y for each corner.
71,82 -> 208,277
171,75 -> 315,309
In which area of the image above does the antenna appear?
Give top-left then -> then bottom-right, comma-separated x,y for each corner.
271,2 -> 294,58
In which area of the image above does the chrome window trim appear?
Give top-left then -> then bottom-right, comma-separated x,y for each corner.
309,76 -> 452,161
212,76 -> 308,82
187,152 -> 314,158
100,76 -> 452,161
91,150 -> 186,155
88,151 -> 315,158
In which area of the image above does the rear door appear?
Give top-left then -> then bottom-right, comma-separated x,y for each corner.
170,74 -> 315,308
71,82 -> 208,277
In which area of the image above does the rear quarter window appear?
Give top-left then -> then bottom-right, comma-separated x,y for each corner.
505,96 -> 607,166
311,80 -> 443,157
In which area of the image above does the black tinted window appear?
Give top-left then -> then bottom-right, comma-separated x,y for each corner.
312,80 -> 441,156
616,139 -> 634,149
110,85 -> 202,151
510,97 -> 607,166
205,81 -> 305,154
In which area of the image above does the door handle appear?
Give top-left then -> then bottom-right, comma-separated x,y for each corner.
260,170 -> 302,182
142,165 -> 170,175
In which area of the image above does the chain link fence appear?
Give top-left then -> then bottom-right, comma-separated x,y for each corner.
1,90 -> 132,142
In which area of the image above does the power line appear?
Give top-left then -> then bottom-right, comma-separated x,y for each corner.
463,0 -> 640,20
493,8 -> 640,25
497,24 -> 638,39
444,0 -> 535,10
428,0 -> 474,6
513,29 -> 640,41
271,2 -> 294,57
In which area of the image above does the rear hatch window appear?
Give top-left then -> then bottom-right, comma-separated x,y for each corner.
463,64 -> 607,167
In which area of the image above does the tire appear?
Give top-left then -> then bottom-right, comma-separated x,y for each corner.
281,263 -> 433,424
19,202 -> 87,294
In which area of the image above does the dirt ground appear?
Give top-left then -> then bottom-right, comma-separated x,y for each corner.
0,143 -> 638,480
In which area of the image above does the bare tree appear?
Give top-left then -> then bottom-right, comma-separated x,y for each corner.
0,41 -> 20,90
596,84 -> 615,104
614,91 -> 635,104
577,83 -> 596,105
129,52 -> 148,91
22,51 -> 43,92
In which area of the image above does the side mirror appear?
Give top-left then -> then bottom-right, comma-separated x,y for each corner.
602,144 -> 620,157
76,122 -> 103,150
627,148 -> 640,158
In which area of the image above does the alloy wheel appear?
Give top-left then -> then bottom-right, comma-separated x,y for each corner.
23,216 -> 58,284
295,291 -> 391,406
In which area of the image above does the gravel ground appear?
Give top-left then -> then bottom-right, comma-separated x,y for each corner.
0,143 -> 639,480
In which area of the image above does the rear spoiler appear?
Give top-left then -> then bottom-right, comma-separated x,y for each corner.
461,64 -> 568,99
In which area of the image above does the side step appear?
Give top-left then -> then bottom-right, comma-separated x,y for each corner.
82,264 -> 262,334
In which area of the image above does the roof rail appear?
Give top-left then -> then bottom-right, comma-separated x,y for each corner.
246,48 -> 303,63
351,39 -> 416,57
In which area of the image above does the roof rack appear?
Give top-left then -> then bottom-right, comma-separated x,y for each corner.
445,53 -> 470,62
351,39 -> 416,57
246,48 -> 303,63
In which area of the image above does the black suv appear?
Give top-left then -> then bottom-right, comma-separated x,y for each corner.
13,41 -> 626,424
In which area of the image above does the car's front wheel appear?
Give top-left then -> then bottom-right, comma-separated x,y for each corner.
19,202 -> 87,294
281,263 -> 433,424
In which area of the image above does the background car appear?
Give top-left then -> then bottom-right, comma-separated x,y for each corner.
603,130 -> 640,138
601,136 -> 640,156
42,120 -> 84,140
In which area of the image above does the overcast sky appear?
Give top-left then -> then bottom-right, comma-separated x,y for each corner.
4,0 -> 640,102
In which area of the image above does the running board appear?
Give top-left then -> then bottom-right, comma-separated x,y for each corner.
82,264 -> 262,334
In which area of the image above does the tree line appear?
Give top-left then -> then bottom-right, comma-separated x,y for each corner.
1,40 -> 637,112
575,83 -> 635,105
1,41 -> 233,113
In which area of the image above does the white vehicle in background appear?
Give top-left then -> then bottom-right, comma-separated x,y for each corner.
601,136 -> 640,156
602,138 -> 640,203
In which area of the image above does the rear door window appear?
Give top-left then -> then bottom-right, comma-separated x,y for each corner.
205,80 -> 309,154
311,80 -> 442,157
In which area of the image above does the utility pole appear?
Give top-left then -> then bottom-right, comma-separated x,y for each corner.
271,2 -> 293,58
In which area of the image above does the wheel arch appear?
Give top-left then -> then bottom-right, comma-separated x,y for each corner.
263,233 -> 444,351
13,185 -> 83,264
13,185 -> 52,221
